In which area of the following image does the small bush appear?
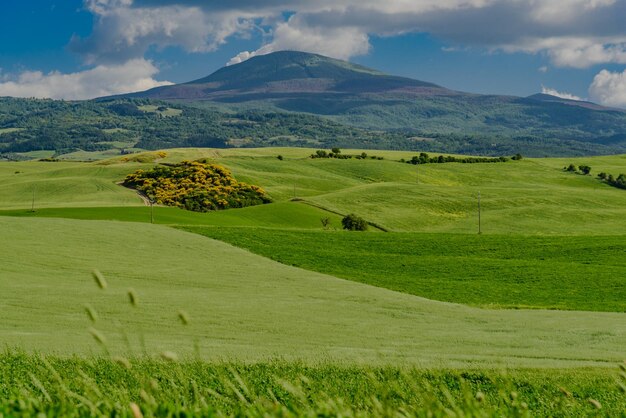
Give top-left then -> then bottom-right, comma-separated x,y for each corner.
342,214 -> 368,231
277,155 -> 284,160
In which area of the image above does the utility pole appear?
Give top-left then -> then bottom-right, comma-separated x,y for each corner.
416,162 -> 419,184
477,191 -> 482,235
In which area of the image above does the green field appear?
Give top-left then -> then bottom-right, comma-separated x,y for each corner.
0,161 -> 144,209
183,228 -> 626,312
138,104 -> 183,117
1,216 -> 625,367
1,147 -> 625,415
3,148 -> 625,234
0,202 -> 343,229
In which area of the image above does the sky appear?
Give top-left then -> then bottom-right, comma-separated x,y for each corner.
0,0 -> 625,107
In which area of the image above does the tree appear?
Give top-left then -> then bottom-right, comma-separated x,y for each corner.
341,213 -> 368,231
511,153 -> 523,160
597,172 -> 607,180
331,147 -> 341,154
578,165 -> 591,175
565,164 -> 577,172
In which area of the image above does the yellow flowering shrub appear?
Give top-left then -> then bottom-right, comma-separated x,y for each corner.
122,160 -> 271,212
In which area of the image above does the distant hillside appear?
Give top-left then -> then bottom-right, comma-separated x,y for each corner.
118,51 -> 626,153
2,96 -> 625,158
1,51 -> 626,157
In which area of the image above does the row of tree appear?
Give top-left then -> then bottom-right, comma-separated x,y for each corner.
310,148 -> 384,160
564,163 -> 625,190
597,172 -> 626,189
403,152 -> 512,165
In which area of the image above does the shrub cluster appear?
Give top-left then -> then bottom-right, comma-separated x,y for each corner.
402,152 -> 509,165
123,161 -> 271,212
311,148 -> 384,160
342,213 -> 368,231
597,172 -> 626,189
564,163 -> 591,175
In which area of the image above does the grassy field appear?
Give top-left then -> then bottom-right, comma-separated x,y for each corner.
0,202 -> 343,229
1,148 -> 626,234
0,161 -> 144,209
1,147 -> 625,415
2,216 -> 625,367
2,353 -> 624,417
135,148 -> 626,234
183,228 -> 626,312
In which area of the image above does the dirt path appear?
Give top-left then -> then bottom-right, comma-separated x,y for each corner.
117,181 -> 151,206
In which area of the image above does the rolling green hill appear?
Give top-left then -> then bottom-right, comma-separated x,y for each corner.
1,148 -> 624,315
1,216 -> 624,367
2,148 -> 625,235
1,146 -> 626,416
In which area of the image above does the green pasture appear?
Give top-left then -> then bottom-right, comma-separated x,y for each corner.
161,148 -> 626,234
0,127 -> 24,135
184,228 -> 626,312
1,148 -> 625,235
0,202 -> 342,229
138,104 -> 183,117
1,216 -> 625,367
0,161 -> 144,209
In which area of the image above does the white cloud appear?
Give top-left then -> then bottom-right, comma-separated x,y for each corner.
589,69 -> 626,107
506,37 -> 626,68
73,0 -> 626,69
538,66 -> 548,73
0,59 -> 172,100
73,1 -> 264,64
541,85 -> 583,101
228,17 -> 370,65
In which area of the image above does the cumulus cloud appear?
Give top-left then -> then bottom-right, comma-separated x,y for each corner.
227,17 -> 370,65
505,37 -> 626,68
72,0 -> 626,69
72,2 -> 260,64
541,85 -> 583,101
0,59 -> 172,100
589,69 -> 626,107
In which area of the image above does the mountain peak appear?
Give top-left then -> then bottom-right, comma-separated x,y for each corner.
189,51 -> 387,86
124,50 -> 443,100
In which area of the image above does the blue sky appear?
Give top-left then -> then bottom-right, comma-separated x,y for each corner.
0,0 -> 624,106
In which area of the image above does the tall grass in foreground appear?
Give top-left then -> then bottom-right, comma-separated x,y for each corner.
1,353 -> 625,417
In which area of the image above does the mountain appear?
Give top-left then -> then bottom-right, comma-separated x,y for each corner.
1,51 -> 625,158
525,93 -> 620,111
118,51 -> 626,154
126,51 -> 448,100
